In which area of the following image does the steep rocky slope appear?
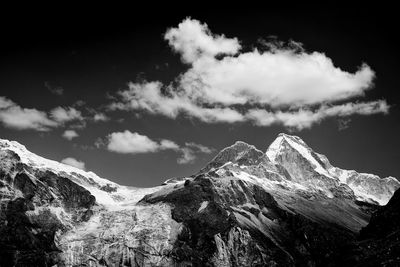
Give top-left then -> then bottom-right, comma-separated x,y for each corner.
0,134 -> 398,266
350,188 -> 400,266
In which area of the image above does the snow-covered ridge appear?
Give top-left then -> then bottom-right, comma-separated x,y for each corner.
233,133 -> 399,205
0,138 -> 164,208
1,134 -> 399,207
0,138 -> 115,187
219,140 -> 262,155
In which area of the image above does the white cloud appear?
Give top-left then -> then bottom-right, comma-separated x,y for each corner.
185,142 -> 214,154
0,97 -> 93,132
106,130 -> 179,154
61,157 -> 86,170
181,53 -> 373,107
112,81 -> 245,123
62,129 -> 79,140
93,113 -> 109,122
0,96 -> 58,131
0,97 -> 14,109
104,130 -> 213,164
160,139 -> 180,150
110,18 -> 387,130
246,100 -> 389,130
177,142 -> 214,164
177,147 -> 196,164
164,18 -> 241,63
50,107 -> 83,123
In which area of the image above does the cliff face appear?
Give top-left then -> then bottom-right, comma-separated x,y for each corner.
0,149 -> 96,266
347,188 -> 400,266
141,174 -> 365,266
0,135 -> 398,266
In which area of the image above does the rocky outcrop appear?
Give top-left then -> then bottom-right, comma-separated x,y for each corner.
0,197 -> 62,266
344,188 -> 400,266
0,146 -> 98,266
0,170 -> 96,265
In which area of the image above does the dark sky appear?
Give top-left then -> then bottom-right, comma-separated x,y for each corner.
1,6 -> 399,187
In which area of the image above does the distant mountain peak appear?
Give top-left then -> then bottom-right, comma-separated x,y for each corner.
266,133 -> 333,176
200,140 -> 265,173
266,133 -> 310,160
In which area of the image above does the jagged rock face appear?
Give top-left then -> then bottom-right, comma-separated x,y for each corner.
361,188 -> 400,239
0,135 -> 399,266
0,197 -> 62,266
142,176 -> 290,266
341,188 -> 400,266
57,203 -> 180,267
0,148 -> 98,266
142,174 -> 366,266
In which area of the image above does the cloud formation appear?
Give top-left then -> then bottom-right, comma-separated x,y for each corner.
164,18 -> 241,63
110,18 -> 388,130
61,157 -> 86,170
105,130 -> 213,164
0,96 -> 92,132
93,113 -> 109,122
107,130 -> 180,154
246,100 -> 389,130
177,142 -> 215,164
50,107 -> 83,123
0,96 -> 58,131
62,129 -> 79,140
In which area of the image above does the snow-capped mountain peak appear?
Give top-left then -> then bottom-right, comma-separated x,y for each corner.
200,140 -> 265,173
266,133 -> 333,178
266,133 -> 313,162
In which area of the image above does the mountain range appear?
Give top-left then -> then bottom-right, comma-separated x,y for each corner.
0,133 -> 399,266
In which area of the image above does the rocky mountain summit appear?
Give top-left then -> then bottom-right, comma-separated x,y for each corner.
0,134 -> 399,266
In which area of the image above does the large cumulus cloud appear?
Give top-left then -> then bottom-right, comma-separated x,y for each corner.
110,18 -> 388,130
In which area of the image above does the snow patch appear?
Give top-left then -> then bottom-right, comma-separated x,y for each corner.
198,201 -> 209,212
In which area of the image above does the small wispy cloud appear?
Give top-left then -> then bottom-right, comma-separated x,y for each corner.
93,113 -> 109,122
50,107 -> 83,123
337,118 -> 352,131
177,142 -> 214,164
62,129 -> 79,140
44,81 -> 64,95
61,157 -> 86,170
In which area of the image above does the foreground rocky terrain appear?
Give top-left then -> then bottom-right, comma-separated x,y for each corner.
0,134 -> 399,266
